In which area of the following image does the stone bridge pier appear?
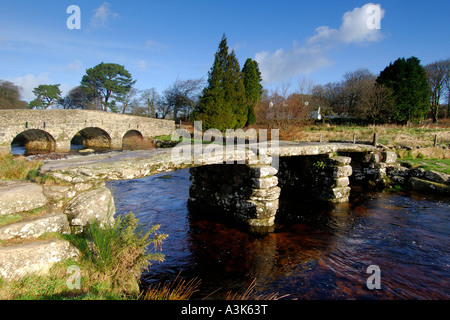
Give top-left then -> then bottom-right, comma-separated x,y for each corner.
188,147 -> 396,233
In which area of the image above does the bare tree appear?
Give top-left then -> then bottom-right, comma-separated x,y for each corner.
140,88 -> 159,118
356,84 -> 395,125
116,87 -> 140,114
425,59 -> 449,123
256,86 -> 310,140
162,78 -> 204,121
342,68 -> 376,116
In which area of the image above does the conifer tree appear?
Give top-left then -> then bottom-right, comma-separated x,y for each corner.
242,58 -> 263,126
377,57 -> 429,123
193,34 -> 247,131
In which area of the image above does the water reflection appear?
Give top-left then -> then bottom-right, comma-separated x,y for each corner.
106,169 -> 450,300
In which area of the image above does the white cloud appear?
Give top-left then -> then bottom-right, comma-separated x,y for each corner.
64,60 -> 83,72
138,60 -> 147,70
256,3 -> 385,85
309,3 -> 385,44
144,39 -> 167,51
12,73 -> 49,102
90,2 -> 120,29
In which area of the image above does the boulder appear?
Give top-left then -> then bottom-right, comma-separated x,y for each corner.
0,181 -> 47,216
409,177 -> 450,195
64,186 -> 115,231
0,239 -> 79,280
0,212 -> 70,241
423,170 -> 450,185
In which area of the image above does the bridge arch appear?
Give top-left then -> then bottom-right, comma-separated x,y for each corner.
11,129 -> 56,155
71,127 -> 112,150
122,130 -> 143,150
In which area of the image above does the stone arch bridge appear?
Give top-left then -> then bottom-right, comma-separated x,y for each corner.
0,110 -> 175,154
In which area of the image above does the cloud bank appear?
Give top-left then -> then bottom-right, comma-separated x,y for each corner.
256,3 -> 386,85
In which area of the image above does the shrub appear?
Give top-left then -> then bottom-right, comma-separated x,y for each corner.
81,212 -> 168,295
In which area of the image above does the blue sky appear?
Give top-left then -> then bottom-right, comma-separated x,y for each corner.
1,0 -> 449,101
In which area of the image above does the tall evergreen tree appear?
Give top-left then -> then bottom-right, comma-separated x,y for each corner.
242,58 -> 263,126
376,57 -> 430,123
193,34 -> 247,131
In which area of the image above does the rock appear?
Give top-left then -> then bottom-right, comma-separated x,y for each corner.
409,177 -> 450,195
332,165 -> 353,178
64,186 -> 115,231
333,177 -> 350,187
400,161 -> 413,169
328,156 -> 352,166
0,181 -> 47,216
423,170 -> 450,185
0,212 -> 70,241
251,176 -> 278,189
0,239 -> 79,280
248,165 -> 278,178
387,165 -> 410,177
410,168 -> 425,178
79,148 -> 95,153
382,151 -> 397,164
330,186 -> 351,202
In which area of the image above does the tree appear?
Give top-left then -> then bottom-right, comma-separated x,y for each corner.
116,87 -> 140,114
341,68 -> 376,116
256,86 -> 310,140
59,86 -> 99,110
29,84 -> 62,109
163,78 -> 204,121
140,88 -> 159,118
242,58 -> 263,126
80,62 -> 136,112
445,61 -> 450,117
425,59 -> 449,123
376,57 -> 430,124
193,34 -> 247,131
0,80 -> 28,109
356,84 -> 395,124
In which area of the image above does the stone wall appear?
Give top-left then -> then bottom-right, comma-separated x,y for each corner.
0,109 -> 175,154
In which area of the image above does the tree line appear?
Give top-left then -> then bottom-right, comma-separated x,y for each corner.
0,34 -> 448,127
309,57 -> 450,125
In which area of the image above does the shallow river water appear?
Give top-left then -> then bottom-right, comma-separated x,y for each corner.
106,169 -> 450,300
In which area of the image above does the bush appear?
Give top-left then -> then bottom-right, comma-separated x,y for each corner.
82,212 -> 168,295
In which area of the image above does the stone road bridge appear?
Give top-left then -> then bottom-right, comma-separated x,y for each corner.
0,109 -> 175,154
39,141 -> 397,233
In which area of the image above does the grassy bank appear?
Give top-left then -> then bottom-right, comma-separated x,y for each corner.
0,154 -> 42,181
0,213 -> 168,300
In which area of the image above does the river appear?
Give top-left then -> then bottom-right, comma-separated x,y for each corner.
106,168 -> 450,300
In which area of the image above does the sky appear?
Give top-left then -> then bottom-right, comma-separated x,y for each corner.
0,0 -> 449,102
